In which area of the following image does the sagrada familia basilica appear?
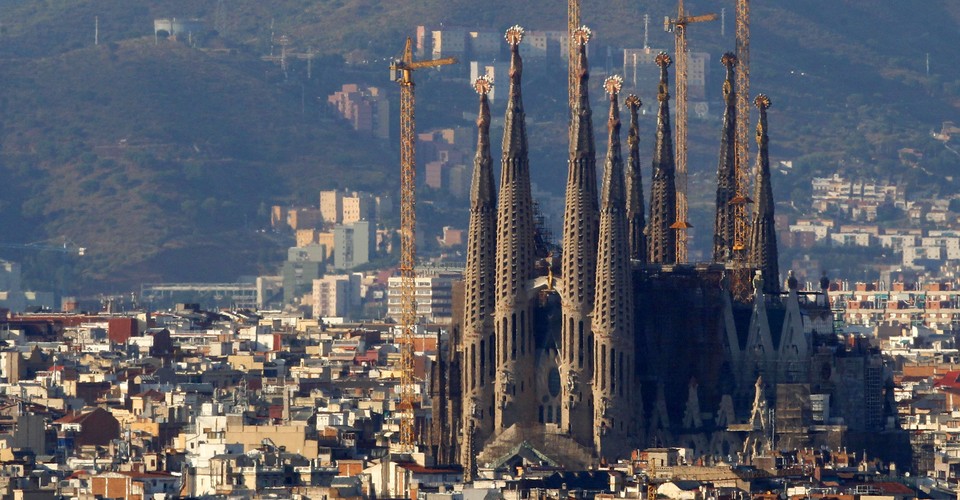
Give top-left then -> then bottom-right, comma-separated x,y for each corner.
429,26 -> 888,478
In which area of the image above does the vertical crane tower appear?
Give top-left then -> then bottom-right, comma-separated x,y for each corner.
730,0 -> 753,301
666,0 -> 717,263
389,39 -> 456,451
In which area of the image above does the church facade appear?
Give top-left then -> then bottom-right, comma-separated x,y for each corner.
429,27 -> 889,477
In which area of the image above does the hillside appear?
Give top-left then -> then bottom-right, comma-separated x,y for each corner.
0,1 -> 958,293
0,37 -> 393,290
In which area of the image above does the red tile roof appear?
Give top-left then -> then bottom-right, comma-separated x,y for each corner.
934,371 -> 960,390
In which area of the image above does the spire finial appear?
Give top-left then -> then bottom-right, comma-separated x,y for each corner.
754,94 -> 771,110
721,52 -> 737,68
604,75 -> 623,96
655,51 -> 672,68
573,26 -> 592,45
656,52 -> 672,102
623,93 -> 646,263
505,25 -> 525,46
474,75 -> 493,96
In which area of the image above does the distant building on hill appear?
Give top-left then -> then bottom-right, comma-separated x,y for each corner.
327,84 -> 390,139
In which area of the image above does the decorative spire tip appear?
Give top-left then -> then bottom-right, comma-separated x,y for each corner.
754,94 -> 772,109
473,75 -> 493,95
604,75 -> 623,95
721,52 -> 737,67
573,26 -> 592,45
624,94 -> 642,109
655,52 -> 672,68
505,25 -> 525,45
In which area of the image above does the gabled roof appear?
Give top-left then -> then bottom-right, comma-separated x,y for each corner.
934,370 -> 960,390
488,441 -> 560,470
133,389 -> 165,401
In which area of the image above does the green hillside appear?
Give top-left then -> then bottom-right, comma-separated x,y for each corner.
0,0 -> 957,292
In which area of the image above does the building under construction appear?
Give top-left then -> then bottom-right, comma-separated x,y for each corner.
429,26 -> 895,477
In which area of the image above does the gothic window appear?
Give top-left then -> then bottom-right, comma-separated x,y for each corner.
479,340 -> 486,387
511,313 -> 517,360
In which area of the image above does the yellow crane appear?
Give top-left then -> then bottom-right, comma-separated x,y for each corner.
730,0 -> 753,301
389,38 -> 456,452
568,0 -> 580,111
666,0 -> 717,264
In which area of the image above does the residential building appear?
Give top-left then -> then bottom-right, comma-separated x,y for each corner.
313,274 -> 362,319
327,84 -> 390,139
334,220 -> 375,270
386,273 -> 457,324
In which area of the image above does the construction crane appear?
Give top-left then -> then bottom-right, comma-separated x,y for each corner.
730,0 -> 753,301
568,0 -> 580,111
666,0 -> 717,263
389,38 -> 456,452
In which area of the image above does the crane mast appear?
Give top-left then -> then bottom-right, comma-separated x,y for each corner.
730,0 -> 753,301
389,39 -> 456,451
666,0 -> 717,264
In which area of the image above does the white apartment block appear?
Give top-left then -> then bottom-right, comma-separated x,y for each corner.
879,234 -> 920,252
811,173 -> 905,218
342,192 -> 375,225
431,28 -> 467,59
386,274 -> 457,324
789,221 -> 832,241
829,232 -> 873,247
835,282 -> 960,328
320,190 -> 343,225
320,190 -> 376,226
312,274 -> 362,319
904,245 -> 944,269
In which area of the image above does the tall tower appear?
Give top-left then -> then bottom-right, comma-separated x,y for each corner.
647,53 -> 677,265
624,95 -> 647,264
494,26 -> 537,431
592,76 -> 636,460
748,95 -> 779,297
560,26 -> 599,445
713,53 -> 738,262
460,76 -> 498,474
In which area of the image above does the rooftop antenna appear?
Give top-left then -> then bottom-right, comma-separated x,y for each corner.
643,14 -> 650,49
307,46 -> 314,80
278,34 -> 291,77
214,0 -> 227,35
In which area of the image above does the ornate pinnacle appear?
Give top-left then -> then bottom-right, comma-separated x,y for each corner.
754,94 -> 771,109
656,53 -> 672,102
604,75 -> 623,96
721,52 -> 737,68
625,94 -> 642,111
573,26 -> 592,45
655,52 -> 672,68
474,75 -> 493,95
505,25 -> 525,46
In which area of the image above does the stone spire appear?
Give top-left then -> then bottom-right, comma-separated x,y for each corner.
713,53 -> 738,263
460,76 -> 497,472
494,25 -> 537,431
592,75 -> 635,460
624,94 -> 647,264
748,95 -> 780,297
647,52 -> 677,264
560,26 -> 599,446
